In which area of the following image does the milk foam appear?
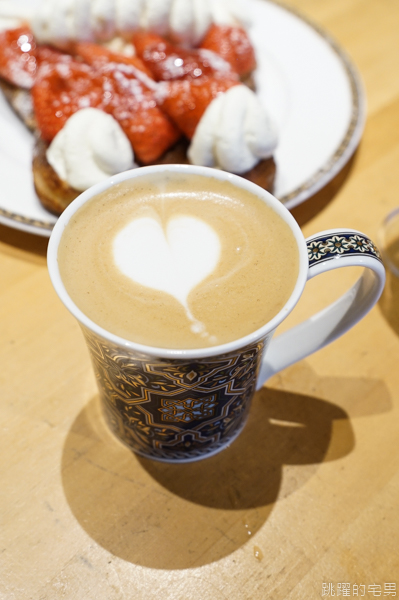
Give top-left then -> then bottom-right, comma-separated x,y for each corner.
57,173 -> 299,349
113,214 -> 220,339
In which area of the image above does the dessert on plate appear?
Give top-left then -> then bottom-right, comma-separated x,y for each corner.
0,0 -> 278,215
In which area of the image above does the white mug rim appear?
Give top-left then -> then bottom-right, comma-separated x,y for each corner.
47,164 -> 309,359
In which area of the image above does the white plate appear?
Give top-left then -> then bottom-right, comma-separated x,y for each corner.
0,0 -> 365,236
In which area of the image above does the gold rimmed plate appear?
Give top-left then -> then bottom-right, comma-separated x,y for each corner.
0,0 -> 365,236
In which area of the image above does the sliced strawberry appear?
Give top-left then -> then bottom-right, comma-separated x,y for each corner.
101,65 -> 181,163
32,55 -> 180,163
158,76 -> 239,139
132,32 -> 165,59
36,45 -> 73,66
132,31 -> 237,82
200,25 -> 256,77
0,26 -> 37,88
71,42 -> 153,79
31,59 -> 105,141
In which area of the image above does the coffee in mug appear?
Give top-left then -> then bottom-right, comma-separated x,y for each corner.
48,164 -> 385,462
58,171 -> 299,349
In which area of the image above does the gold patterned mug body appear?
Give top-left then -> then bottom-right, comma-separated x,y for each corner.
48,165 -> 385,463
82,327 -> 270,461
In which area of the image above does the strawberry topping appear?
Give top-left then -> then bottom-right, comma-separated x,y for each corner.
0,26 -> 37,88
200,25 -> 256,77
36,45 -> 74,66
32,59 -> 104,142
32,55 -> 180,163
100,63 -> 181,163
133,31 -> 238,82
1,22 -> 256,167
71,42 -> 153,79
158,76 -> 239,139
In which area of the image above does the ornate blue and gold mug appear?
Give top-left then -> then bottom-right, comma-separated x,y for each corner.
47,165 -> 385,463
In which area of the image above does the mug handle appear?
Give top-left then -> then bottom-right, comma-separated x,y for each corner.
256,228 -> 386,389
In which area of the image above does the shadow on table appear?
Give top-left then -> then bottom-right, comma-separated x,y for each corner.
62,381 -> 359,570
0,223 -> 48,262
379,267 -> 399,337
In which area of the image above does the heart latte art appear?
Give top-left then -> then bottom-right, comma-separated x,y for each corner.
113,215 -> 221,341
58,173 -> 299,349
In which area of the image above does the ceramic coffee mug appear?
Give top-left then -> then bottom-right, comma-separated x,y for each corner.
47,165 -> 385,463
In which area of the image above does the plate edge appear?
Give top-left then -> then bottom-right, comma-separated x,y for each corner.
267,0 -> 366,209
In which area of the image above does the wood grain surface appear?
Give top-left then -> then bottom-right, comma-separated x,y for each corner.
1,1 -> 399,598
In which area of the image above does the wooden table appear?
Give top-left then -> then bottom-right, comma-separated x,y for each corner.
1,1 -> 399,598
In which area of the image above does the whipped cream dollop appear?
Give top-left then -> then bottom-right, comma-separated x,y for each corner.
30,0 -> 140,43
142,0 -> 213,46
188,85 -> 278,174
46,108 -> 135,191
29,0 -> 248,46
0,16 -> 23,33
